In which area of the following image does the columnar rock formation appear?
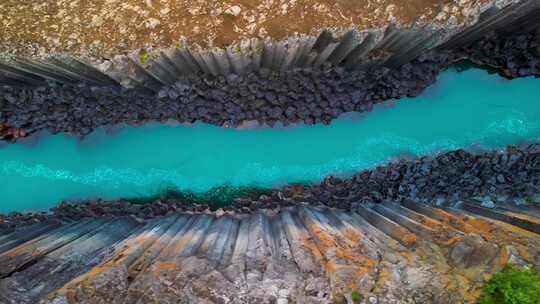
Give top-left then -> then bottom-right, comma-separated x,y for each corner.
1,200 -> 539,303
1,0 -> 539,140
1,1 -> 540,303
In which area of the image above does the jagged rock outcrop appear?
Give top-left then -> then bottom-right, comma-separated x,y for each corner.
0,199 -> 539,304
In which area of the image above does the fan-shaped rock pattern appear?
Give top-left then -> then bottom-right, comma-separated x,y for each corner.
1,199 -> 539,303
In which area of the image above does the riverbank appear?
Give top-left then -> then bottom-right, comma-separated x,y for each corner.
2,144 -> 538,232
1,0 -> 539,142
2,200 -> 539,304
1,31 -> 539,142
2,68 -> 539,214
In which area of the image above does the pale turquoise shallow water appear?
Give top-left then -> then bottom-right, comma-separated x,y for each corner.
1,69 -> 539,213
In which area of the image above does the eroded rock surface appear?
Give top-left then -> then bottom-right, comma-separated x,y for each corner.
1,200 -> 539,303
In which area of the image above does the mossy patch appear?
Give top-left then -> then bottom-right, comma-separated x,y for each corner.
478,266 -> 540,304
123,184 -> 272,208
523,196 -> 536,205
138,50 -> 150,64
351,290 -> 363,303
138,49 -> 158,64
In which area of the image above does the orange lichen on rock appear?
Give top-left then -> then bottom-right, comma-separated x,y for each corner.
431,208 -> 479,234
343,227 -> 362,244
498,245 -> 511,266
153,261 -> 177,272
399,231 -> 418,248
306,221 -> 376,265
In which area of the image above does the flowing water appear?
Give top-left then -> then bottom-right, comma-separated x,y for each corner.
1,69 -> 539,213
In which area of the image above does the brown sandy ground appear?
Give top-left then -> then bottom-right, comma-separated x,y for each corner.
0,0 -> 490,60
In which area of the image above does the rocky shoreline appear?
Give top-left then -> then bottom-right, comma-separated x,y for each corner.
2,143 -> 538,233
1,30 -> 539,142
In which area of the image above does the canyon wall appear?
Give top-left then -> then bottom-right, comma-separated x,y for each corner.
1,200 -> 539,304
1,0 -> 539,87
0,0 -> 539,140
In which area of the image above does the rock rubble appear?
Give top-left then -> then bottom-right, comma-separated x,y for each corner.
1,32 -> 539,141
2,144 -> 538,232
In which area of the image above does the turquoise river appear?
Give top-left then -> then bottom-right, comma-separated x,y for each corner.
1,69 -> 539,213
